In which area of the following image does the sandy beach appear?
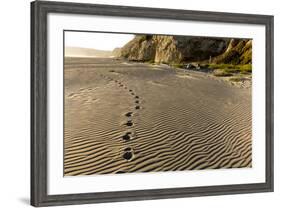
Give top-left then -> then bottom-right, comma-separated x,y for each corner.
64,57 -> 252,176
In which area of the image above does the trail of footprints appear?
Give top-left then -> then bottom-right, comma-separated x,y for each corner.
100,73 -> 142,163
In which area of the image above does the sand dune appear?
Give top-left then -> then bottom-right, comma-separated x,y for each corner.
64,57 -> 252,176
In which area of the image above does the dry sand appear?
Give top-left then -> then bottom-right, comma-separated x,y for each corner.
64,57 -> 252,176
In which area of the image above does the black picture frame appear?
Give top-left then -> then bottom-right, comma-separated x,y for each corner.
31,0 -> 274,207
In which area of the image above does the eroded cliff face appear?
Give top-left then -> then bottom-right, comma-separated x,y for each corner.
153,36 -> 229,64
212,39 -> 252,64
118,35 -> 251,65
120,35 -> 156,62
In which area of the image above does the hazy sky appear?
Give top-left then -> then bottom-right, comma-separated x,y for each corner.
65,31 -> 135,51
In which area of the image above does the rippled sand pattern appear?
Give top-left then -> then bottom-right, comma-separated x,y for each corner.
64,57 -> 252,176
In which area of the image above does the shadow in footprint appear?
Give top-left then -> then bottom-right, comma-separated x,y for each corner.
125,121 -> 133,126
135,100 -> 139,104
125,112 -> 133,117
135,96 -> 139,99
135,106 -> 140,110
122,132 -> 132,141
123,151 -> 133,161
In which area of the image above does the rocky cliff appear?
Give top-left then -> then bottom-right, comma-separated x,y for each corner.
112,47 -> 122,57
120,35 -> 156,62
211,39 -> 252,65
118,35 -> 251,65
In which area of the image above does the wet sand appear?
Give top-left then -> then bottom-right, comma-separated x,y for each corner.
64,57 -> 252,176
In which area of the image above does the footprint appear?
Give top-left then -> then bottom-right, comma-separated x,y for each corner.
125,121 -> 133,126
123,151 -> 133,161
129,89 -> 133,92
125,112 -> 133,117
135,100 -> 139,104
135,106 -> 140,110
122,132 -> 132,141
131,93 -> 135,95
135,96 -> 139,99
